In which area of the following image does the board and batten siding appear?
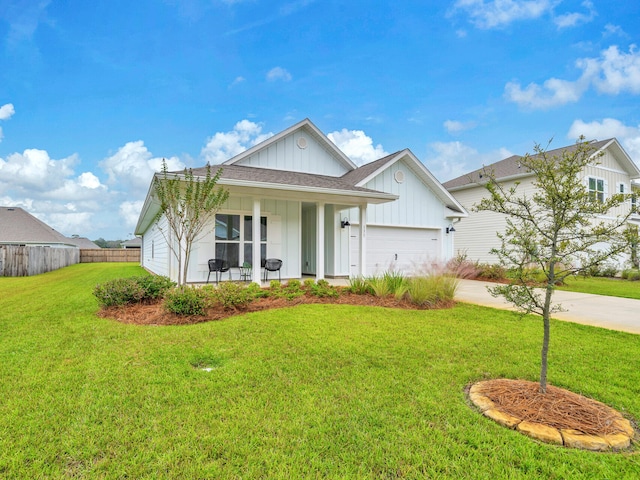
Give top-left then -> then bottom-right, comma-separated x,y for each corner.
186,197 -> 300,283
232,131 -> 350,176
142,215 -> 171,278
361,159 -> 447,227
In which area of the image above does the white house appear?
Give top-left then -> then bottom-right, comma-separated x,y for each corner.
135,119 -> 467,284
443,138 -> 640,267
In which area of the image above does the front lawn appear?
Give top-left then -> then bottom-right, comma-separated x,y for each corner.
0,264 -> 638,478
558,275 -> 640,300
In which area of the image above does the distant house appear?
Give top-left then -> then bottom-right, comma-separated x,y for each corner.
121,237 -> 142,249
67,236 -> 101,249
443,138 -> 640,268
0,206 -> 79,276
135,118 -> 467,283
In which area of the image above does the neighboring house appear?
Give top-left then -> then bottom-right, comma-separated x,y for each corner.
67,235 -> 101,249
121,237 -> 142,249
0,206 -> 79,276
443,138 -> 640,268
135,118 -> 467,283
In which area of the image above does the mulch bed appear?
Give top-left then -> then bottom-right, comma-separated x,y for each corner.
97,292 -> 455,326
475,379 -> 630,437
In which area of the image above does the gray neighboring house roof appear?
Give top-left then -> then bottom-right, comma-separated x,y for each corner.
67,236 -> 101,249
121,237 -> 142,248
443,139 -> 617,191
0,206 -> 77,247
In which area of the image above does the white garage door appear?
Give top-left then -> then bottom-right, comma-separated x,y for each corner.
350,226 -> 441,276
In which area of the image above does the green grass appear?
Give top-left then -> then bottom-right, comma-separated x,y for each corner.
558,275 -> 640,300
1,263 -> 639,478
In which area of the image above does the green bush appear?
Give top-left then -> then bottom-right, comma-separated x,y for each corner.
475,262 -> 506,281
368,276 -> 390,297
348,276 -> 373,295
134,275 -> 176,300
164,286 -> 207,316
622,269 -> 640,281
405,274 -> 459,307
383,271 -> 407,299
309,279 -> 340,298
93,277 -> 145,307
212,282 -> 254,309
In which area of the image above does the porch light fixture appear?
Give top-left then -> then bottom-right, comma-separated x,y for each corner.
341,217 -> 351,228
446,224 -> 456,234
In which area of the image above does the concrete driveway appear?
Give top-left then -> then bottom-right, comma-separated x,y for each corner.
456,279 -> 640,335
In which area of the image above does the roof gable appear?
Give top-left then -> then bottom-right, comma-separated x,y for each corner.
346,150 -> 467,216
223,118 -> 357,176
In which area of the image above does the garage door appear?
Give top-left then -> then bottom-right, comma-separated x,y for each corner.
350,225 -> 441,276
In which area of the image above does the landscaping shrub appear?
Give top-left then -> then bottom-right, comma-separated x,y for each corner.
621,269 -> 640,281
348,276 -> 373,295
93,277 -> 145,307
406,274 -> 459,307
446,251 -> 480,279
368,276 -> 390,297
309,279 -> 340,298
164,285 -> 207,316
383,271 -> 406,299
475,262 -> 506,281
212,282 -> 255,309
134,275 -> 176,300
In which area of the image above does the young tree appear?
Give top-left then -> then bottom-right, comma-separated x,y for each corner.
153,160 -> 229,285
475,138 -> 633,393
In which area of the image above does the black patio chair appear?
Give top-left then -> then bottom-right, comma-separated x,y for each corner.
263,258 -> 282,282
207,258 -> 231,284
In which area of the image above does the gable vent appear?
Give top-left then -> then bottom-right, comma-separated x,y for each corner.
394,170 -> 405,183
297,137 -> 308,149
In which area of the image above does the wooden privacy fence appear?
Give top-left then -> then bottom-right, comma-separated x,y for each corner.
0,245 -> 80,277
80,249 -> 141,263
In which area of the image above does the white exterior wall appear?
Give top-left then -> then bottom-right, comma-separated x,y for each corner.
233,131 -> 350,176
451,149 -> 637,265
186,196 -> 301,283
141,215 -> 171,277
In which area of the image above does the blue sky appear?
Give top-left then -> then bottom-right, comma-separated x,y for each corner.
1,0 -> 639,240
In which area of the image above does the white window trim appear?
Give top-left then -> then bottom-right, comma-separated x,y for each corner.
587,175 -> 607,203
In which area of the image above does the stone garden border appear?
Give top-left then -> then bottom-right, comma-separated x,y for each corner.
468,381 -> 635,451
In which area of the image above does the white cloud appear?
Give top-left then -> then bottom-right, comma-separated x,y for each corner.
444,119 -> 477,134
553,0 -> 596,29
603,24 -> 626,38
327,129 -> 388,166
229,76 -> 245,88
0,103 -> 15,120
450,0 -> 552,29
505,44 -> 640,109
266,66 -> 292,82
119,200 -> 145,230
585,45 -> 640,95
0,149 -> 77,190
100,140 -> 184,189
200,120 -> 273,164
424,141 -> 513,182
568,118 -> 640,163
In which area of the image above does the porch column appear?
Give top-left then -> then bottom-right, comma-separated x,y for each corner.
359,204 -> 367,277
316,202 -> 325,280
252,199 -> 262,284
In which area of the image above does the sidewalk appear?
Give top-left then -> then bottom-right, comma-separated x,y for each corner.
456,279 -> 640,335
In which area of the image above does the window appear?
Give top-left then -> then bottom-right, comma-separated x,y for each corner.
588,177 -> 605,203
215,214 -> 267,266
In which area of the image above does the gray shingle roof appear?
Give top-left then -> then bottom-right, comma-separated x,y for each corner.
340,152 -> 402,185
66,237 -> 101,249
443,139 -> 612,190
0,207 -> 75,245
186,164 -> 390,196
